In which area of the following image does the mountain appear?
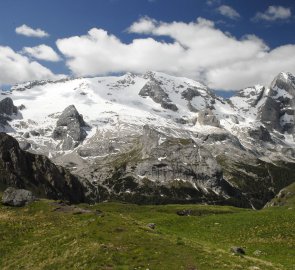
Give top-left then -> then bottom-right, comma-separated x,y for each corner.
1,71 -> 295,208
0,133 -> 96,203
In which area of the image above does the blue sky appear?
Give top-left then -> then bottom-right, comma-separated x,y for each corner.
0,0 -> 294,91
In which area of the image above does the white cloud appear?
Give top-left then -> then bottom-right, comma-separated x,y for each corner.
217,5 -> 240,20
127,17 -> 158,34
56,17 -> 295,91
206,0 -> 221,6
15,24 -> 49,38
22,45 -> 61,62
253,6 -> 291,22
0,46 -> 62,86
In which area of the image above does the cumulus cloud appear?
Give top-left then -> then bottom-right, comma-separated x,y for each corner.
217,5 -> 240,20
253,6 -> 291,22
128,17 -> 157,34
0,46 -> 62,86
22,45 -> 61,62
15,24 -> 49,38
56,17 -> 295,90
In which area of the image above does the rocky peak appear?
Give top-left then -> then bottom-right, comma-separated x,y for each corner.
52,105 -> 87,150
270,72 -> 295,96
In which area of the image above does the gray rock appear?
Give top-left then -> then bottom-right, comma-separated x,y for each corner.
139,80 -> 178,111
52,105 -> 87,150
258,97 -> 281,131
147,223 -> 156,229
270,72 -> 295,95
0,98 -> 18,129
2,187 -> 35,207
19,141 -> 31,151
0,97 -> 17,116
197,109 -> 220,127
181,87 -> 200,101
231,246 -> 245,255
30,130 -> 40,137
0,133 -> 96,204
248,126 -> 272,142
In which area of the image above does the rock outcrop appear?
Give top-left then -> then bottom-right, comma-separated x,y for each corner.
52,105 -> 87,150
0,97 -> 18,116
139,79 -> 178,111
0,97 -> 18,129
0,133 -> 95,203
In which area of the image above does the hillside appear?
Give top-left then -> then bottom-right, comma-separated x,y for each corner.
0,200 -> 294,270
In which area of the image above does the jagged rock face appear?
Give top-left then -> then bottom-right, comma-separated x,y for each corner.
77,126 -> 242,205
2,71 -> 295,208
139,79 -> 178,111
52,105 -> 87,150
0,133 -> 95,203
197,109 -> 220,127
258,73 -> 295,134
0,97 -> 17,116
258,97 -> 282,131
0,97 -> 18,129
270,72 -> 295,95
248,126 -> 272,142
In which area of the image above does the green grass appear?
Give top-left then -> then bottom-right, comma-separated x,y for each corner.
267,182 -> 295,207
0,200 -> 294,270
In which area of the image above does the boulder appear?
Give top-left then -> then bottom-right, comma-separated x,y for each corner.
147,223 -> 156,229
2,187 -> 35,207
231,246 -> 246,255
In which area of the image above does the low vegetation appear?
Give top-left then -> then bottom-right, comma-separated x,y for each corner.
0,199 -> 294,270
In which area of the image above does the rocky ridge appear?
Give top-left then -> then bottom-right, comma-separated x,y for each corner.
1,71 -> 295,207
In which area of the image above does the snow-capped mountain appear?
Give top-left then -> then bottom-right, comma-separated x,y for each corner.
1,71 -> 295,208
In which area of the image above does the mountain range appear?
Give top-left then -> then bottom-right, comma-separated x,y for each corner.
1,71 -> 295,209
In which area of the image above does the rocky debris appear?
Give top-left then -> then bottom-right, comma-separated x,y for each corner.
2,187 -> 35,207
51,201 -> 95,214
0,133 -> 96,203
147,223 -> 156,229
197,109 -> 220,127
52,105 -> 87,150
231,246 -> 245,255
139,79 -> 178,111
176,209 -> 192,216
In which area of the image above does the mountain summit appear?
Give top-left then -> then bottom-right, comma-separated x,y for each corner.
1,71 -> 295,208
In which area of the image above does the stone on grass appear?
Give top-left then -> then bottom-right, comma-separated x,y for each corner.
2,187 -> 35,207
